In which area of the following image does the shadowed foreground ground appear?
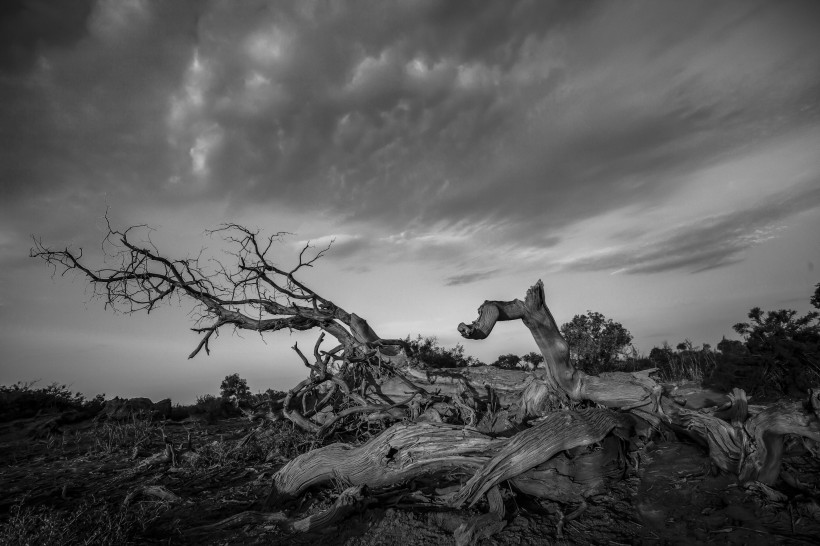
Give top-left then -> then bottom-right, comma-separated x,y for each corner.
1,409 -> 819,545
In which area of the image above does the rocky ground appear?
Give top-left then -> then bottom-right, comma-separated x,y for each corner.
1,411 -> 819,545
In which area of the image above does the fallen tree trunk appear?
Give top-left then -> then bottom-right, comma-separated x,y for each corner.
264,280 -> 820,544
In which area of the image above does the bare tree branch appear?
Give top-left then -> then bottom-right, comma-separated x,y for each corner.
31,220 -> 405,362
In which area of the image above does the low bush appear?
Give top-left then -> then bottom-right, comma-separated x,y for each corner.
191,394 -> 235,423
0,382 -> 105,423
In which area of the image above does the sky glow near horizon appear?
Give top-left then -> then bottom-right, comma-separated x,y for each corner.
1,0 -> 819,403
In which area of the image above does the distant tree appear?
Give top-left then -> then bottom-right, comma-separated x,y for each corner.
560,311 -> 633,372
812,282 -> 820,310
733,308 -> 820,351
732,288 -> 820,393
521,351 -> 544,369
491,353 -> 522,369
220,373 -> 250,401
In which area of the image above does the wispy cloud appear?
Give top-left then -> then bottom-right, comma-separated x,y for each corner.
444,269 -> 500,286
558,178 -> 820,274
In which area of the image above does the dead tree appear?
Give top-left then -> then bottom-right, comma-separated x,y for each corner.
32,221 -> 820,542
32,220 -> 413,433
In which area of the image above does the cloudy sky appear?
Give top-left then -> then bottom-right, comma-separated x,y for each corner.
2,0 -> 819,403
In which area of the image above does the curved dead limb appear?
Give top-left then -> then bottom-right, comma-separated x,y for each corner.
458,281 -> 574,398
458,280 -> 658,411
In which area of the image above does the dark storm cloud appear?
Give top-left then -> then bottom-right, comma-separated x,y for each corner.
0,0 -> 94,74
0,0 -> 201,201
560,178 -> 820,275
163,0 -> 820,251
2,0 -> 820,273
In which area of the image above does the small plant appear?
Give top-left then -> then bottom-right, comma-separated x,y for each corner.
90,414 -> 160,455
259,421 -> 318,461
0,495 -> 161,545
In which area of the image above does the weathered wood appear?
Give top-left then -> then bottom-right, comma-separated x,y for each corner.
509,435 -> 626,503
373,366 -> 539,407
451,408 -> 631,508
458,281 -> 575,398
665,390 -> 820,484
454,486 -> 506,546
266,422 -> 504,507
741,400 -> 820,483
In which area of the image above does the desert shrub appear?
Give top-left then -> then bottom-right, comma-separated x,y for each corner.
258,421 -> 318,461
89,416 -> 160,455
491,353 -> 521,369
646,341 -> 718,384
186,438 -> 238,468
490,351 -> 545,370
732,301 -> 820,394
169,403 -> 193,421
0,382 -> 104,422
705,352 -> 767,394
192,394 -> 233,423
187,421 -> 317,468
406,335 -> 484,368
